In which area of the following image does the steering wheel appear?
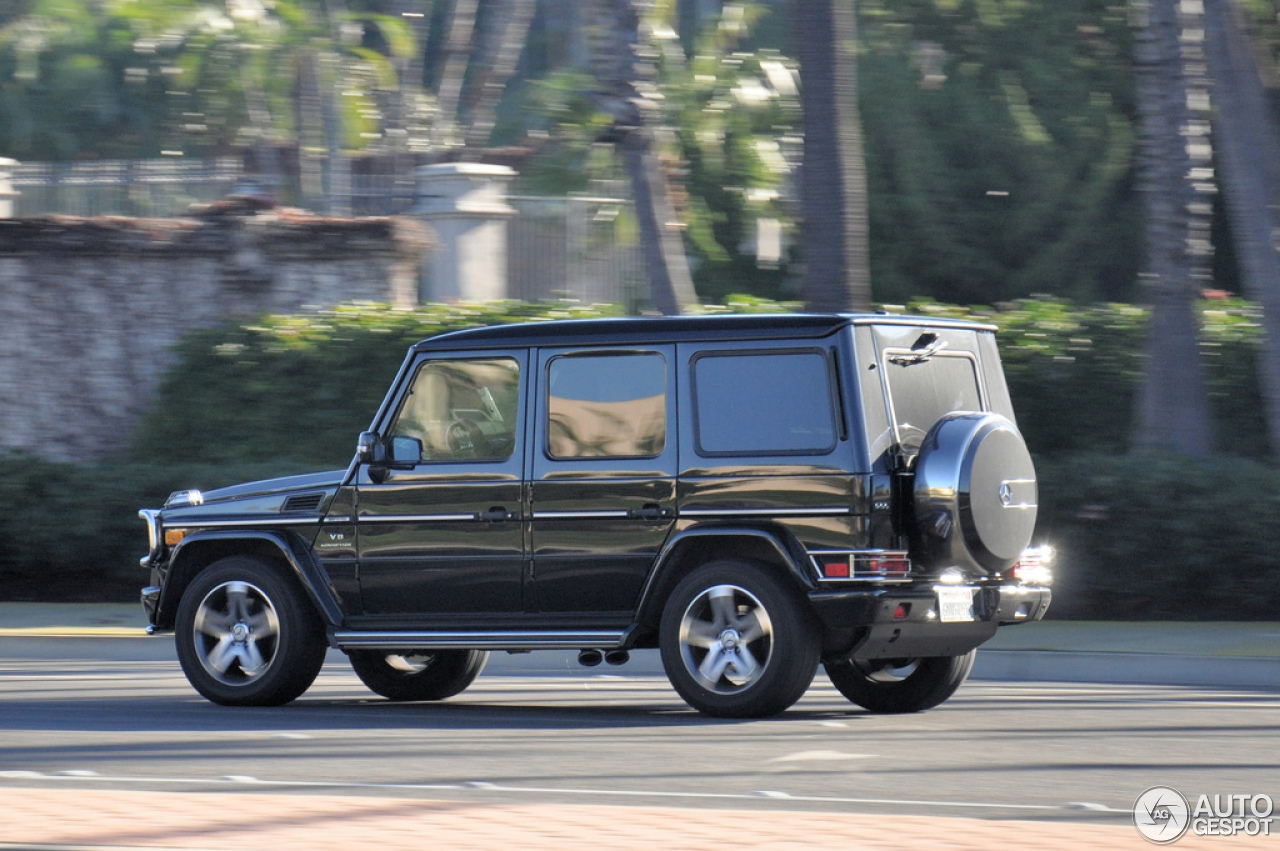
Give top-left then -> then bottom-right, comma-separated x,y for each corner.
445,420 -> 481,456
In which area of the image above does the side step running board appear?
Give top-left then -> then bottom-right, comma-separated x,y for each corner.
332,630 -> 628,651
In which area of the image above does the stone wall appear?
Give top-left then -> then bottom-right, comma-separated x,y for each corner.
0,201 -> 431,462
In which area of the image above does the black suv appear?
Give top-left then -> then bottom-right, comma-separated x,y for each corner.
139,313 -> 1052,718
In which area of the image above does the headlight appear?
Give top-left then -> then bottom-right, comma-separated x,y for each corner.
164,489 -> 204,509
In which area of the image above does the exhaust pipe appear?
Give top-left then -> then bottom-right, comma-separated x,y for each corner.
577,649 -> 603,667
604,649 -> 630,666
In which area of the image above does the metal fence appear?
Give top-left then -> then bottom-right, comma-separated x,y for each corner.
7,159 -> 645,308
11,158 -> 243,218
508,195 -> 645,308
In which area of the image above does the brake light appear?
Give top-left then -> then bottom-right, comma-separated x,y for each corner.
1011,544 -> 1054,585
869,553 -> 910,578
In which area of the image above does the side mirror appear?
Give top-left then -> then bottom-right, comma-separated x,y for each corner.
389,435 -> 423,465
356,431 -> 382,464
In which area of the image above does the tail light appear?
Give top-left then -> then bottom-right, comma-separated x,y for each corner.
1011,544 -> 1054,585
868,552 -> 910,578
815,551 -> 911,580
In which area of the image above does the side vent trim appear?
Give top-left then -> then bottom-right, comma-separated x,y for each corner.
282,492 -> 325,513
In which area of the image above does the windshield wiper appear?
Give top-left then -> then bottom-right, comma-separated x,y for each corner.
888,336 -> 948,365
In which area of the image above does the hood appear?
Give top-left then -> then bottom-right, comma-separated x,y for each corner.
167,469 -> 347,509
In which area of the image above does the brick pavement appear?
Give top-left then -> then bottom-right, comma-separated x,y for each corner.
1,788 -> 1274,850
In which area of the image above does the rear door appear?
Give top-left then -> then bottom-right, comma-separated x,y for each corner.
528,346 -> 677,615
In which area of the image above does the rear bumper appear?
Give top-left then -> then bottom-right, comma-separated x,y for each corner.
808,584 -> 1051,661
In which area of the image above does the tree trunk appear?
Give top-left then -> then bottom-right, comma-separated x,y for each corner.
297,49 -> 327,209
463,0 -> 538,152
590,0 -> 697,314
1132,0 -> 1216,456
795,0 -> 871,312
621,106 -> 699,315
436,0 -> 481,148
1203,0 -> 1280,455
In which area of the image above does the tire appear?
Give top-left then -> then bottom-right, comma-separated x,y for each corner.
174,556 -> 327,707
659,560 -> 820,718
823,650 -> 976,714
347,649 -> 489,701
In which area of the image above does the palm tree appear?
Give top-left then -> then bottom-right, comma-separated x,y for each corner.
1203,0 -> 1280,455
586,0 -> 698,314
795,0 -> 870,312
1131,0 -> 1215,456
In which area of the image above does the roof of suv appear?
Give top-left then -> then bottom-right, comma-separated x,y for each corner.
414,312 -> 995,352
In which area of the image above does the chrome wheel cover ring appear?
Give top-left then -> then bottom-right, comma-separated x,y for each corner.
677,583 -> 774,694
191,580 -> 281,686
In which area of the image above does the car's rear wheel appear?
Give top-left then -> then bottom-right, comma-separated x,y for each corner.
659,560 -> 820,718
175,556 -> 327,706
347,649 -> 489,701
823,650 -> 976,714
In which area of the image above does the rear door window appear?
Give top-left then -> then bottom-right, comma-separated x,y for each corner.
546,352 -> 667,459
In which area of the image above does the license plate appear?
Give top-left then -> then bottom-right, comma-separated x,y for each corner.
936,587 -> 975,623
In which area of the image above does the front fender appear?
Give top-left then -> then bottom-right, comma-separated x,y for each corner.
155,529 -> 344,630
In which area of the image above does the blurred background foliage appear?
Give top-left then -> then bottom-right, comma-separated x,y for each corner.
1,1 -> 1277,614
2,0 -> 1153,304
2,297 -> 1276,618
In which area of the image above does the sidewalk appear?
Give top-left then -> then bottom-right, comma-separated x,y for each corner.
1,787 -> 1274,851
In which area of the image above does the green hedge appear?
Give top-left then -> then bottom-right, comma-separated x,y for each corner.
1035,453 -> 1280,620
3,298 -> 1276,617
904,297 -> 1270,457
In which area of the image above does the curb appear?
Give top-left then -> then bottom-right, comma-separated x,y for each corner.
973,649 -> 1280,689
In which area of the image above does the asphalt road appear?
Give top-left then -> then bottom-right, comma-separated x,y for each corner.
1,636 -> 1277,829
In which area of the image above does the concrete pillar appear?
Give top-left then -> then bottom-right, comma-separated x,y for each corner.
0,159 -> 18,218
413,162 -> 516,302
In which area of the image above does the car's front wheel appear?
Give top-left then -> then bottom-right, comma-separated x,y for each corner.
659,560 -> 820,718
175,556 -> 327,706
347,649 -> 489,701
823,650 -> 976,714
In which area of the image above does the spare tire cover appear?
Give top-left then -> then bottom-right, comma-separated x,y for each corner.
911,412 -> 1037,574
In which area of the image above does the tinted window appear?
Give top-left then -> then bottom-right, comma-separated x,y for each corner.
882,351 -> 983,449
694,352 -> 837,455
390,358 -> 520,462
547,353 -> 667,459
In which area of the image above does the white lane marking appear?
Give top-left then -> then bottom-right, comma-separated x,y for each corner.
0,770 -> 1131,812
767,750 -> 873,763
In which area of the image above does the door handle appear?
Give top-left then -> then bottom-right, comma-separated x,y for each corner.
479,507 -> 518,523
630,504 -> 674,522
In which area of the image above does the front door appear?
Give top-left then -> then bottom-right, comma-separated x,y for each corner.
356,352 -> 527,618
529,346 -> 677,616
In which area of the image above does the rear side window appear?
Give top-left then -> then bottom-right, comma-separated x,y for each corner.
547,352 -> 667,459
693,351 -> 837,456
